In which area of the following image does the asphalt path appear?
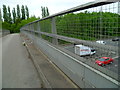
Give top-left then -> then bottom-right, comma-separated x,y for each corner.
2,34 -> 41,88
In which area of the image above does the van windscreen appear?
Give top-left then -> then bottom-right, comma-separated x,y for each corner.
91,49 -> 95,52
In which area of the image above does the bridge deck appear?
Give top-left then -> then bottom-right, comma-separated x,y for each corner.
21,34 -> 78,88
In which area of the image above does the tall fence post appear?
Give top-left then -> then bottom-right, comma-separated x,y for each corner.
117,1 -> 120,40
51,17 -> 58,45
30,24 -> 32,36
37,22 -> 42,38
32,24 -> 35,42
118,2 -> 120,81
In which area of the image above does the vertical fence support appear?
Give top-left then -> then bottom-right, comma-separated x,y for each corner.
100,6 -> 103,40
118,2 -> 120,83
30,24 -> 32,35
51,17 -> 58,45
118,1 -> 120,37
32,24 -> 35,42
37,22 -> 42,38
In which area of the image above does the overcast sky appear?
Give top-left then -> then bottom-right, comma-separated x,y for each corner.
0,0 -> 96,18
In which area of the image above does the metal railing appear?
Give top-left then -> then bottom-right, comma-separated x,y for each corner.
21,0 -> 119,51
21,0 -> 120,88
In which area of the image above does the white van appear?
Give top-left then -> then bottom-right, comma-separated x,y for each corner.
96,40 -> 106,45
75,45 -> 96,56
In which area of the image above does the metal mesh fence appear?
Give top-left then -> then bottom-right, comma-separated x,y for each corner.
21,1 -> 119,77
55,2 -> 119,76
56,2 -> 119,41
39,19 -> 51,33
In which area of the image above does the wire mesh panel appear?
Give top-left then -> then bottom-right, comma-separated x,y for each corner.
38,19 -> 52,41
55,2 -> 119,75
39,19 -> 51,33
21,1 -> 119,82
56,2 -> 119,41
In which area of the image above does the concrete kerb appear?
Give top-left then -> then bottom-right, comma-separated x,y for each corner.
22,36 -> 52,89
35,46 -> 80,89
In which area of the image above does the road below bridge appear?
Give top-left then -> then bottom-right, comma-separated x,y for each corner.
2,34 -> 41,88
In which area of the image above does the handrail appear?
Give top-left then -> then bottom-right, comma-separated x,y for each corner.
24,29 -> 118,52
21,0 -> 119,28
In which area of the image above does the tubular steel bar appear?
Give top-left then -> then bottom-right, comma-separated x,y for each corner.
21,0 -> 118,27
24,29 -> 118,52
51,17 -> 58,45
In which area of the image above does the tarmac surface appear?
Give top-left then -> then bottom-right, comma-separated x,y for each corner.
2,34 -> 41,88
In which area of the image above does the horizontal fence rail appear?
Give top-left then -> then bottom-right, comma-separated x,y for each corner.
21,0 -> 120,88
24,29 -> 118,52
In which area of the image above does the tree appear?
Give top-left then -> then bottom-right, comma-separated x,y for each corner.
2,5 -> 39,33
46,7 -> 49,16
25,5 -> 29,19
0,8 -> 2,21
41,6 -> 49,18
17,5 -> 21,19
8,6 -> 12,23
21,5 -> 25,20
3,5 -> 8,22
41,6 -> 44,18
2,21 -> 11,31
12,8 -> 16,23
43,7 -> 46,17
